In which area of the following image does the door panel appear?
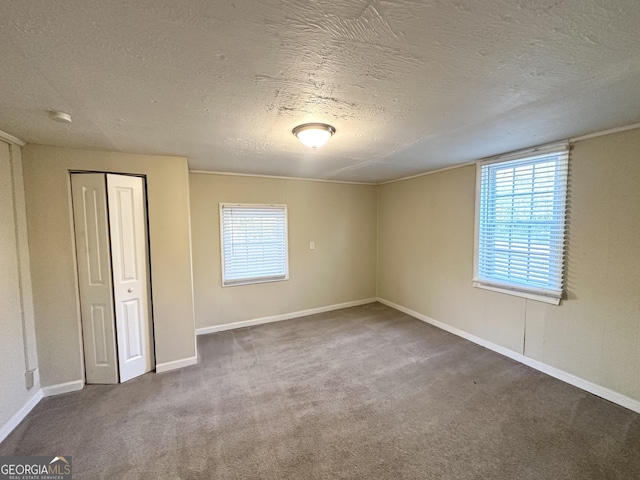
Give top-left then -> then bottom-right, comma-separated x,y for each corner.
114,186 -> 138,281
71,174 -> 119,384
123,299 -> 142,359
90,304 -> 110,365
107,174 -> 154,382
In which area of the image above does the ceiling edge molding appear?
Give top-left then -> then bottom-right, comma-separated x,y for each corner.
378,162 -> 477,186
570,122 -> 640,143
382,121 -> 640,186
0,129 -> 26,146
189,170 -> 377,186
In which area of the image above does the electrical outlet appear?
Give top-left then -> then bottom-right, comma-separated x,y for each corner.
309,241 -> 315,250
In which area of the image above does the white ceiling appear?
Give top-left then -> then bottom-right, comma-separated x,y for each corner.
2,1 -> 640,183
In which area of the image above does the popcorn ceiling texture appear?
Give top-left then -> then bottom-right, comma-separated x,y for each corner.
1,0 -> 640,182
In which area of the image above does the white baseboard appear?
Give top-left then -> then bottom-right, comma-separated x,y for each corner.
196,298 -> 378,336
0,390 -> 43,444
377,297 -> 640,415
41,380 -> 84,397
0,355 -> 198,443
156,355 -> 198,373
2,379 -> 84,442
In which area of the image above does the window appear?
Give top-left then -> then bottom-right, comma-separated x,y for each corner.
220,204 -> 289,287
474,143 -> 569,305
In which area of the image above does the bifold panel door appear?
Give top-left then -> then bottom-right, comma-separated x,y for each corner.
106,174 -> 154,382
71,173 -> 154,384
71,174 -> 119,384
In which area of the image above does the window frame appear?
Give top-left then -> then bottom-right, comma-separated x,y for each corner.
219,203 -> 289,287
473,142 -> 569,305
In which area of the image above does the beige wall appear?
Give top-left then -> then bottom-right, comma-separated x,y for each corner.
378,128 -> 640,402
0,141 -> 39,431
190,174 -> 377,328
8,126 -> 638,418
22,145 -> 196,387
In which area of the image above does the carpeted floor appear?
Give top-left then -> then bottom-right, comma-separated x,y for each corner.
2,303 -> 639,479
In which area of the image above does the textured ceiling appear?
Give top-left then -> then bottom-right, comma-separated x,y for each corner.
1,0 -> 640,183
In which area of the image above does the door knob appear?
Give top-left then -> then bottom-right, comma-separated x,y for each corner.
127,288 -> 133,293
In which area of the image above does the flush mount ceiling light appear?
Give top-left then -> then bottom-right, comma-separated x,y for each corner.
48,110 -> 72,123
292,123 -> 336,149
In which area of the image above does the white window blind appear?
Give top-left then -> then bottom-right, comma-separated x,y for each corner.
474,145 -> 569,303
220,204 -> 289,287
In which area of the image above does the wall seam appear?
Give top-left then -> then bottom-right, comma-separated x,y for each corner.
7,142 -> 31,378
375,185 -> 380,298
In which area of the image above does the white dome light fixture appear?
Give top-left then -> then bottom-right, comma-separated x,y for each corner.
292,123 -> 336,149
49,110 -> 72,123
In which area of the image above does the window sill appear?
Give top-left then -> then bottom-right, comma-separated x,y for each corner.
472,281 -> 561,305
223,276 -> 289,288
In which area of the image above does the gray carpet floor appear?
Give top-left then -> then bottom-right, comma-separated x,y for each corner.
2,303 -> 639,479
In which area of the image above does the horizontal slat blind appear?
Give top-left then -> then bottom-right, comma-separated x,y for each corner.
476,148 -> 569,298
220,204 -> 288,286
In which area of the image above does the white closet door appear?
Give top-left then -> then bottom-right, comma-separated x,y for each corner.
107,174 -> 154,382
71,174 -> 119,384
